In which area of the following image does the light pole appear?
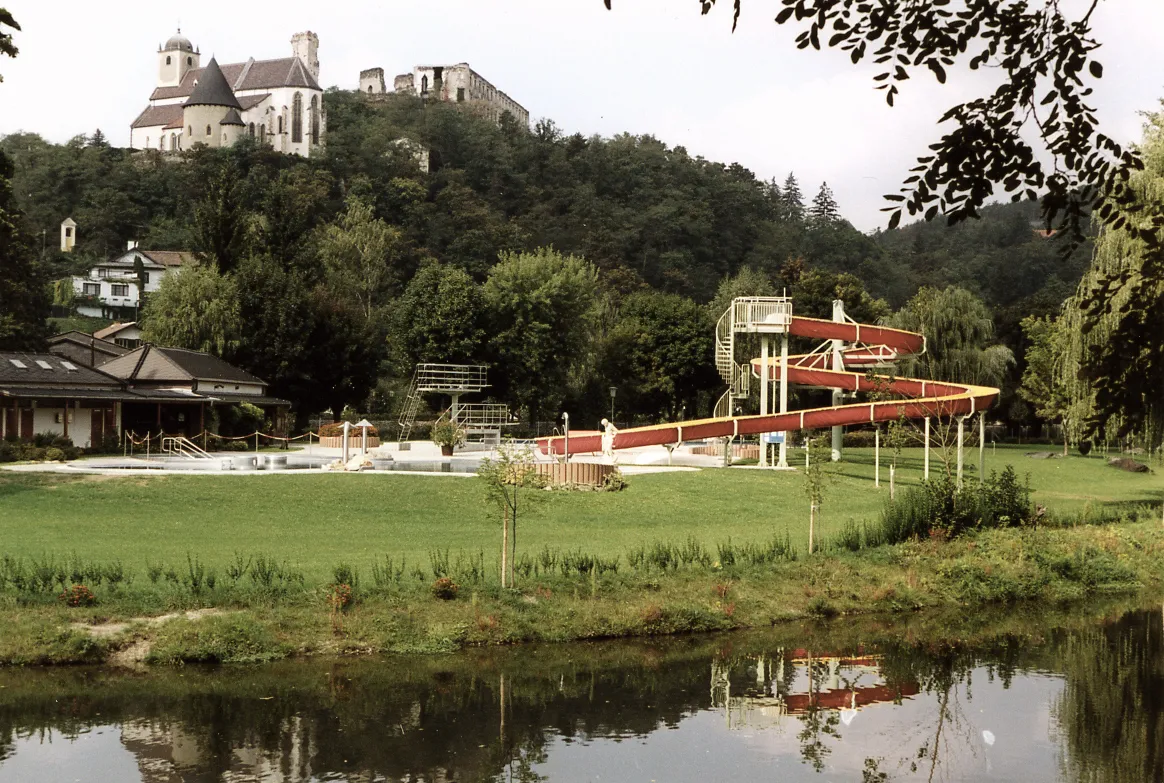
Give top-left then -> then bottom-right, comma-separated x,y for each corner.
609,386 -> 617,425
562,411 -> 570,465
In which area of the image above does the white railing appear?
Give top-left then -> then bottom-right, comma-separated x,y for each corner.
161,436 -> 213,460
415,363 -> 489,392
450,403 -> 515,428
732,297 -> 792,332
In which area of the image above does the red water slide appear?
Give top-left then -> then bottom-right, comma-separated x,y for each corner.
538,316 -> 998,456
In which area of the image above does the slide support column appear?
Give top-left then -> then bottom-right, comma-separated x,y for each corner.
957,416 -> 965,489
924,417 -> 931,480
777,330 -> 789,468
759,336 -> 769,468
831,299 -> 845,462
979,412 -> 986,485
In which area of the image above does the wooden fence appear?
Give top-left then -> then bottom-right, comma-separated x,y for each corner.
318,436 -> 381,449
534,461 -> 613,488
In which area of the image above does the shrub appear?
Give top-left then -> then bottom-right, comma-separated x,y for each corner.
1078,440 -> 1093,456
317,421 -> 379,438
59,584 -> 96,607
328,582 -> 354,611
431,577 -> 458,600
430,418 -> 466,449
601,467 -> 629,492
874,467 -> 1032,546
0,442 -> 16,462
44,447 -> 66,462
332,562 -> 359,590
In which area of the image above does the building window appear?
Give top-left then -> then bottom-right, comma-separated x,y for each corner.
97,267 -> 108,278
457,87 -> 465,103
170,133 -> 177,150
65,227 -> 73,238
278,115 -> 283,135
146,136 -> 150,148
166,55 -> 172,65
205,124 -> 212,136
111,284 -> 129,297
187,56 -> 192,66
83,283 -> 99,296
292,92 -> 303,143
421,75 -> 428,94
188,125 -> 193,136
142,272 -> 150,284
248,123 -> 255,137
310,95 -> 320,144
259,125 -> 266,144
367,85 -> 373,94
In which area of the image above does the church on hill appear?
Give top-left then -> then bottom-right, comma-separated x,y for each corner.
130,30 -> 325,157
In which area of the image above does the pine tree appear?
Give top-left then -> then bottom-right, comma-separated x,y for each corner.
808,182 -> 841,226
87,128 -> 108,148
781,173 -> 804,223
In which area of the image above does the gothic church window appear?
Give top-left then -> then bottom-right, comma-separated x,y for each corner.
421,75 -> 428,94
187,56 -> 192,66
310,95 -> 320,144
278,115 -> 283,135
166,56 -> 171,65
248,123 -> 255,137
205,124 -> 212,137
292,92 -> 303,143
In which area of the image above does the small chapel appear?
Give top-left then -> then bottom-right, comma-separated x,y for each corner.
130,30 -> 325,157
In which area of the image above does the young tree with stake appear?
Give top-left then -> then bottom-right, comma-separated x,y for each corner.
478,440 -> 546,588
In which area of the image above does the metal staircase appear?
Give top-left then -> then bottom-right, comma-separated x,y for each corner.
439,403 -> 516,446
713,298 -> 793,418
161,436 -> 213,460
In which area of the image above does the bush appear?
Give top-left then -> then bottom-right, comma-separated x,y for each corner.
430,419 -> 466,449
58,584 -> 96,607
0,442 -> 16,463
1078,440 -> 1093,456
875,466 -> 1032,546
44,447 -> 66,462
431,577 -> 458,600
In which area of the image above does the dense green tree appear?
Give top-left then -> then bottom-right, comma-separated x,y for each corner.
890,286 -> 1013,388
600,291 -> 717,419
391,260 -> 486,368
791,268 -> 889,324
140,262 -> 240,355
317,196 -> 402,320
707,265 -> 774,321
483,248 -> 599,422
192,157 -> 250,273
0,147 -> 50,350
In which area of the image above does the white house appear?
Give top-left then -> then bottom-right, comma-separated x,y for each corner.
72,248 -> 193,317
130,30 -> 325,158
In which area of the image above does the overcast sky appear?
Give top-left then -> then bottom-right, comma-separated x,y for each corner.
2,0 -> 1162,230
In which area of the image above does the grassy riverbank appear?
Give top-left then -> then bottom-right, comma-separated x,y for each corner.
2,444 -> 1163,665
1,519 -> 1161,666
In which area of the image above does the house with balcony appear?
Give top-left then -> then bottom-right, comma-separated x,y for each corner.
72,248 -> 194,318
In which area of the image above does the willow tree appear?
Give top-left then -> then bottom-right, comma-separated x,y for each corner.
140,263 -> 240,356
889,286 -> 1013,388
1061,110 -> 1164,447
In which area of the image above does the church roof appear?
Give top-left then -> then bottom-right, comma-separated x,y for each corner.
237,93 -> 271,110
220,108 -> 245,126
131,103 -> 184,129
151,57 -> 320,102
184,57 -> 243,109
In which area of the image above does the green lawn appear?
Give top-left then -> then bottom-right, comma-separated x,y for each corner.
1,444 -> 1160,581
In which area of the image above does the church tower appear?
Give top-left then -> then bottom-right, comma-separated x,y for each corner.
291,31 -> 320,81
182,57 -> 243,149
158,30 -> 200,88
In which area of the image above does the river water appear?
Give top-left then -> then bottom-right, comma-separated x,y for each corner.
0,600 -> 1160,782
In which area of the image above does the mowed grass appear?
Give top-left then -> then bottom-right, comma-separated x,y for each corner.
1,444 -> 1160,581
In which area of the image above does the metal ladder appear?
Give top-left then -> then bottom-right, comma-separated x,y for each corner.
397,369 -> 424,442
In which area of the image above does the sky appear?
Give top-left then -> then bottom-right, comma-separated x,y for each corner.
2,0 -> 1163,230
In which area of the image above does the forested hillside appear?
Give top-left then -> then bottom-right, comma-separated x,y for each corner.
0,89 -> 1092,430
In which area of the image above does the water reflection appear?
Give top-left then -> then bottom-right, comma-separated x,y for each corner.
0,601 -> 1159,782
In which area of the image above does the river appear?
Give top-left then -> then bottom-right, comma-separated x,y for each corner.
0,600 -> 1160,782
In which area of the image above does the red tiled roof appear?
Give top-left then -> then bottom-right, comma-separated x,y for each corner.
131,103 -> 184,129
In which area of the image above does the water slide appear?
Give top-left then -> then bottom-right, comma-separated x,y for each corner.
537,315 -> 998,457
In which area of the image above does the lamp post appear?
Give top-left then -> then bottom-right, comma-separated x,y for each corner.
608,386 -> 617,425
562,411 -> 570,465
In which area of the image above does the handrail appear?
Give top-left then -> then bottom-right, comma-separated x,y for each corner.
161,436 -> 213,460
